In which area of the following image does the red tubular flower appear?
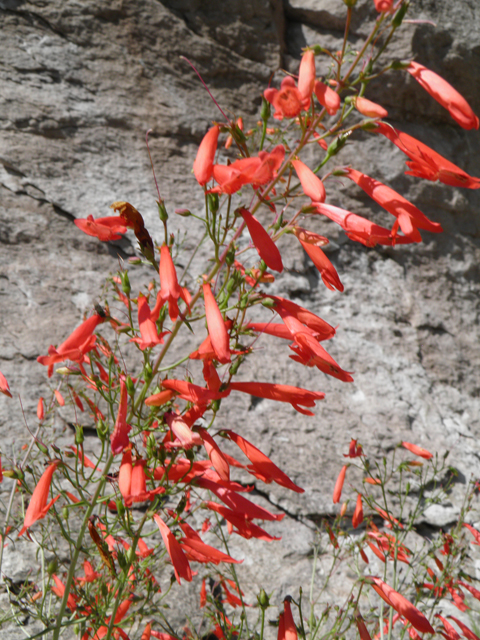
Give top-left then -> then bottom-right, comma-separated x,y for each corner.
333,465 -> 347,504
196,426 -> 230,482
283,599 -> 298,640
203,282 -> 231,363
37,397 -> 45,421
0,371 -> 12,398
314,80 -> 341,115
294,229 -> 343,292
356,613 -> 373,640
119,452 -> 164,506
110,378 -> 131,455
314,202 -> 412,247
246,322 -> 296,341
130,294 -> 168,350
374,0 -> 394,13
153,514 -> 192,584
289,332 -> 353,381
19,462 -> 60,536
463,523 -> 480,546
354,96 -> 388,118
165,412 -> 200,449
402,441 -> 433,460
292,159 -> 326,203
205,500 -> 280,541
51,574 -> 78,611
193,125 -> 220,185
238,208 -> 283,272
149,379 -> 228,405
224,430 -> 304,493
346,168 -> 443,240
352,494 -> 364,529
369,577 -> 434,634
200,579 -> 207,608
344,439 -> 363,458
229,381 -> 324,416
374,122 -> 480,189
178,521 -> 242,564
269,295 -> 336,340
447,616 -> 480,640
37,313 -> 104,368
436,615 -> 461,640
155,244 -> 191,323
74,215 -> 127,241
298,50 -> 316,101
407,61 -> 479,130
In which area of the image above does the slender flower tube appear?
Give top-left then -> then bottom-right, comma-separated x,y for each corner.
402,441 -> 433,460
155,244 -> 191,323
333,465 -> 347,504
203,282 -> 231,363
294,229 -> 343,292
283,599 -> 298,640
110,378 -> 131,454
19,462 -> 60,536
298,49 -> 316,101
292,159 -> 326,203
314,80 -> 341,115
193,125 -> 220,185
354,96 -> 388,118
238,208 -> 283,272
228,381 -> 325,416
352,494 -> 364,528
369,577 -> 435,634
153,514 -> 192,584
0,371 -> 12,398
407,61 -> 479,130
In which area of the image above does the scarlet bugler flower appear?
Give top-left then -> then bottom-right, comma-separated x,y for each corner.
155,244 -> 191,323
298,50 -> 316,102
153,514 -> 192,584
264,77 -> 308,120
0,371 -> 12,398
354,96 -> 388,119
228,381 -> 325,416
294,228 -> 343,292
407,61 -> 479,130
37,313 -> 104,369
292,159 -> 326,203
74,215 -> 128,241
238,208 -> 283,272
374,122 -> 480,189
402,441 -> 433,460
19,462 -> 60,536
211,145 -> 285,194
130,294 -> 169,350
110,378 -> 131,455
333,465 -> 347,504
314,80 -> 341,115
203,282 -> 231,363
369,577 -> 435,634
352,494 -> 364,529
374,0 -> 394,13
283,599 -> 298,640
193,125 -> 220,185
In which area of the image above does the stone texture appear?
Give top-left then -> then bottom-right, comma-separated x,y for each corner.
1,0 -> 480,636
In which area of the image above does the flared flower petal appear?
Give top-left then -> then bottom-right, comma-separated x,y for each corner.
19,462 -> 59,536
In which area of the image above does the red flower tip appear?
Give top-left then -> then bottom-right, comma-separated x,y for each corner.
402,441 -> 433,460
0,371 -> 12,398
314,80 -> 341,115
333,465 -> 347,504
19,462 -> 60,536
203,282 -> 231,363
238,208 -> 283,273
407,61 -> 479,130
298,49 -> 316,101
354,96 -> 388,119
292,159 -> 326,203
352,494 -> 364,529
193,125 -> 220,186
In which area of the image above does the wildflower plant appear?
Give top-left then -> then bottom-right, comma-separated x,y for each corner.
1,1 -> 479,639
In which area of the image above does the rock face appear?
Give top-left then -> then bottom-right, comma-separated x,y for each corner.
1,0 -> 480,635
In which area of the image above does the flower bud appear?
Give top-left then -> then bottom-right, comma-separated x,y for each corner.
326,132 -> 350,157
392,1 -> 409,27
257,589 -> 270,609
225,246 -> 236,266
157,199 -> 168,222
126,376 -> 135,396
36,441 -> 49,455
260,97 -> 271,121
261,297 -> 275,308
47,559 -> 58,576
75,424 -> 84,445
343,0 -> 357,6
116,498 -> 126,519
97,418 -> 108,441
121,271 -> 131,295
143,363 -> 153,383
210,398 -> 222,413
229,356 -> 243,377
207,193 -> 219,215
175,208 -> 192,217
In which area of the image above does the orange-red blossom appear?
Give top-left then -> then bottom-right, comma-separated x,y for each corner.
19,462 -> 60,536
407,61 -> 479,130
228,381 -> 324,416
155,244 -> 191,323
37,313 -> 104,369
110,378 -> 131,454
294,228 -> 344,292
368,577 -> 434,635
0,371 -> 12,398
74,215 -> 127,241
193,125 -> 220,185
211,144 -> 285,194
203,282 -> 231,363
238,208 -> 283,273
153,514 -> 192,584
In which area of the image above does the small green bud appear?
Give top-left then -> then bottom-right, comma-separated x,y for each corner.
225,246 -> 236,266
175,208 -> 191,217
143,362 -> 153,383
326,132 -> 350,158
185,448 -> 195,462
146,433 -> 157,458
157,199 -> 169,222
210,398 -> 222,413
101,583 -> 108,598
312,45 -> 328,56
226,277 -> 237,293
36,441 -> 49,455
176,495 -> 187,516
117,550 -> 127,571
121,271 -> 131,295
73,625 -> 80,636
392,1 -> 409,28
261,297 -> 275,308
127,546 -> 137,565
260,97 -> 271,121
343,0 -> 357,6
125,376 -> 135,396
75,424 -> 84,445
116,498 -> 126,519
97,418 -> 108,441
257,589 -> 270,609
239,293 -> 249,309
273,213 -> 283,232
207,193 -> 219,215
62,506 -> 69,520
47,559 -> 58,576
391,59 -> 411,70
